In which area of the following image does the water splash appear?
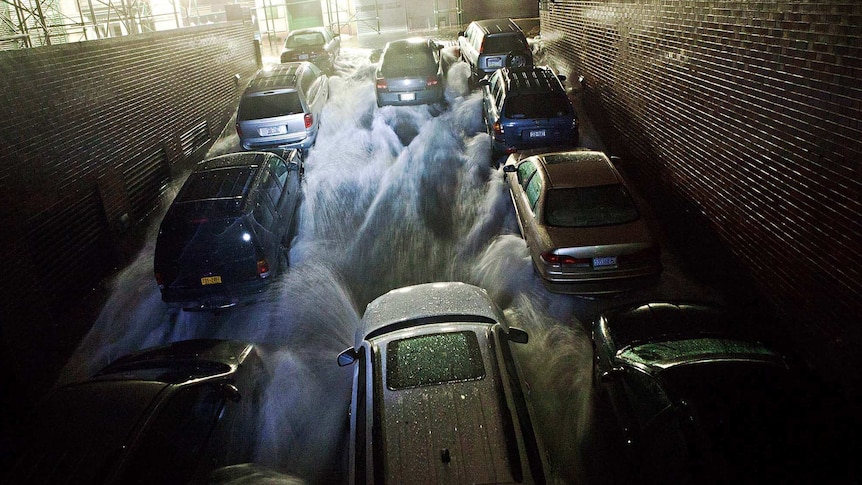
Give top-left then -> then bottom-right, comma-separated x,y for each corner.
60,44 -> 601,483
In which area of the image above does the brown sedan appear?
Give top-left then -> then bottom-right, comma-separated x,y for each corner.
503,148 -> 662,295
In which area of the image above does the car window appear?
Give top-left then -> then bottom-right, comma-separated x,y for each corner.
382,46 -> 437,75
386,331 -> 485,390
270,156 -> 289,187
543,184 -> 640,227
505,93 -> 570,119
517,160 -> 538,188
285,32 -> 325,48
259,167 -> 283,209
238,92 -> 303,120
484,34 -> 527,53
253,198 -> 275,228
525,171 -> 542,211
301,68 -> 317,98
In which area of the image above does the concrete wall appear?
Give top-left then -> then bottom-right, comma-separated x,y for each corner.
461,0 -> 539,25
541,1 -> 862,393
0,22 -> 260,401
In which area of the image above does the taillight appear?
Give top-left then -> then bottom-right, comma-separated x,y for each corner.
154,272 -> 164,287
541,252 -> 591,267
235,122 -> 243,137
492,121 -> 504,140
426,75 -> 439,86
619,246 -> 660,264
257,259 -> 270,278
304,113 -> 313,129
376,77 -> 387,90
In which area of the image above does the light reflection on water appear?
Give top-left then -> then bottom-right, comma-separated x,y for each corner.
59,46 -> 597,483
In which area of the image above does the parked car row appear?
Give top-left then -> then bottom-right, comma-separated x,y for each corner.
335,283 -> 851,484
6,287 -> 849,484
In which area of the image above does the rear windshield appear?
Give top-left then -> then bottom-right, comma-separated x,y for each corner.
505,94 -> 570,118
158,212 -> 252,257
238,92 -> 303,120
483,34 -> 527,53
381,50 -> 437,76
387,331 -> 485,390
544,184 -> 639,227
285,32 -> 324,48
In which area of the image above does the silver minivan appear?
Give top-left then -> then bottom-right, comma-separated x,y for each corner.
337,282 -> 549,484
236,62 -> 329,152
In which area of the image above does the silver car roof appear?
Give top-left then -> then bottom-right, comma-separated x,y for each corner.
357,282 -> 505,349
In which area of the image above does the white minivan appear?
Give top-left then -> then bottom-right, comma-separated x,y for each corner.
236,62 -> 329,153
337,282 -> 550,484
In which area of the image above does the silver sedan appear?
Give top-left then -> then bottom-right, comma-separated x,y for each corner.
503,148 -> 662,295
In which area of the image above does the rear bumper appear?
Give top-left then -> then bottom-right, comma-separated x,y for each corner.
241,134 -> 316,151
377,87 -> 443,107
160,278 -> 274,311
536,263 -> 663,296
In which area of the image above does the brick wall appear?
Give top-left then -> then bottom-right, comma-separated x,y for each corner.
541,1 -> 862,392
0,22 -> 259,397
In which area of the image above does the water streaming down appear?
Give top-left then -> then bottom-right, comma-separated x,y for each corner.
58,45 -> 597,483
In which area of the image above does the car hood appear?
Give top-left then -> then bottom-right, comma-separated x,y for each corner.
7,381 -> 169,483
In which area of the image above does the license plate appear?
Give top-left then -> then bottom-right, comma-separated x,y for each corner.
400,92 -> 416,101
259,125 -> 287,136
529,129 -> 546,138
201,275 -> 222,285
298,54 -> 309,60
593,256 -> 617,267
487,57 -> 503,68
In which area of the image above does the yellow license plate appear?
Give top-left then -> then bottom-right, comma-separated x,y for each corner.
200,275 -> 222,285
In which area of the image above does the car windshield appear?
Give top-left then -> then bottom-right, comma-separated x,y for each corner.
285,32 -> 324,48
387,331 -> 485,390
505,94 -> 570,118
484,34 -> 527,53
543,184 -> 639,227
238,92 -> 303,120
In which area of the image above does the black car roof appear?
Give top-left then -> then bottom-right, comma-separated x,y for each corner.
599,302 -> 764,349
501,66 -> 564,95
172,152 -> 272,207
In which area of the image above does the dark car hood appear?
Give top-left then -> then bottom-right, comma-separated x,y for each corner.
7,381 -> 168,483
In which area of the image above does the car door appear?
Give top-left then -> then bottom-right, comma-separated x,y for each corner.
482,71 -> 503,135
270,152 -> 301,246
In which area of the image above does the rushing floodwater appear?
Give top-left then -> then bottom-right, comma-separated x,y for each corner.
58,43 -> 716,484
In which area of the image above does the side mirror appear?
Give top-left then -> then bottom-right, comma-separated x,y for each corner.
220,383 -> 242,403
478,78 -> 490,86
503,164 -> 517,173
337,347 -> 357,367
457,31 -> 465,37
507,327 -> 529,344
599,366 -> 626,384
558,74 -> 567,82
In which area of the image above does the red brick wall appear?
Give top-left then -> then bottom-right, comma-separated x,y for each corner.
0,22 -> 259,395
542,1 -> 862,390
